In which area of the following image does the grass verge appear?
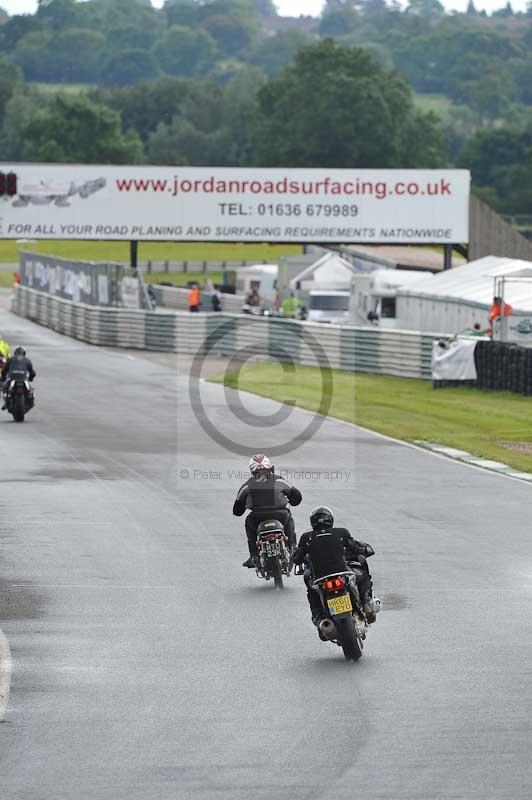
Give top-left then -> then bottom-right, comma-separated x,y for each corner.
0,240 -> 301,264
0,271 -> 15,288
212,363 -> 532,474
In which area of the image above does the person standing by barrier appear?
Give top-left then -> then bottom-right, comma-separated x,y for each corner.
281,291 -> 301,319
488,296 -> 512,338
188,284 -> 201,313
211,286 -> 223,312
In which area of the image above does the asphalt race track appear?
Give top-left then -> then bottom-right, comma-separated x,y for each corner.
1,301 -> 532,799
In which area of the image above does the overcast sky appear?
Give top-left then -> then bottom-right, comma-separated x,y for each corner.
1,0 -> 528,18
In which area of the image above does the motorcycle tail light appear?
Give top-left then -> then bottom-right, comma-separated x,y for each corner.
324,577 -> 346,592
265,534 -> 280,541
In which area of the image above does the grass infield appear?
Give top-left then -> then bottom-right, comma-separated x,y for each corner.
0,240 -> 301,264
212,363 -> 532,474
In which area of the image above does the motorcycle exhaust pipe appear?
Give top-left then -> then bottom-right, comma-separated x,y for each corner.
318,618 -> 337,640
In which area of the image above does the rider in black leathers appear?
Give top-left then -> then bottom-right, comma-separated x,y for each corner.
233,454 -> 302,567
292,506 -> 377,629
1,346 -> 35,409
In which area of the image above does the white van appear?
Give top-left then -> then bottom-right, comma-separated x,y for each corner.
308,290 -> 351,323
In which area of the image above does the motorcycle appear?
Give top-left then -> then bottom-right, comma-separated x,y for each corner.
4,375 -> 34,422
254,520 -> 292,590
310,565 -> 381,662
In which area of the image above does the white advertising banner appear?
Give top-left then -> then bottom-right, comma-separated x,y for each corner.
432,338 -> 478,380
121,276 -> 140,309
0,165 -> 470,243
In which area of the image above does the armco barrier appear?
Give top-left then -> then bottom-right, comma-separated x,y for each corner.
12,285 -> 436,378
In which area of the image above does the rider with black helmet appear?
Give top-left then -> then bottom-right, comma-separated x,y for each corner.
1,346 -> 35,409
292,506 -> 378,631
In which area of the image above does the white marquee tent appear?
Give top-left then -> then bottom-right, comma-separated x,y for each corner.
396,256 -> 532,339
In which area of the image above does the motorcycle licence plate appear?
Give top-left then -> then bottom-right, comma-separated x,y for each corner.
327,594 -> 352,615
265,541 -> 281,557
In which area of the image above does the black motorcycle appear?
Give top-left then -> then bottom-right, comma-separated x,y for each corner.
310,567 -> 380,661
4,375 -> 34,422
254,520 -> 292,590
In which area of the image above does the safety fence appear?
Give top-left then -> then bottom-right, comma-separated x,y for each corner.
143,259 -> 271,273
18,251 -> 152,310
12,285 -> 436,378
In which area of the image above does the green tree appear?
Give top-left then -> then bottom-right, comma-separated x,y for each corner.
0,57 -> 22,132
93,75 -> 197,142
153,25 -> 218,77
0,14 -> 44,53
36,0 -> 80,30
202,14 -> 258,56
0,85 -> 47,161
106,23 -> 159,51
201,0 -> 259,19
103,49 -> 161,86
458,126 -> 530,189
147,116 -> 230,165
145,74 -> 262,165
219,66 -> 266,164
250,29 -> 314,77
253,39 -> 444,168
319,7 -> 359,35
22,93 -> 144,163
164,0 -> 202,28
492,1 -> 514,16
253,0 -> 277,15
405,0 -> 445,16
53,28 -> 107,83
11,30 -> 55,82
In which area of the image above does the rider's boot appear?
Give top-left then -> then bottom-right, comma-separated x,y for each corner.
242,549 -> 258,568
362,591 -> 381,623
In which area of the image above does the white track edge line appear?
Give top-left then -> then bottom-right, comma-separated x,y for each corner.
214,381 -> 532,488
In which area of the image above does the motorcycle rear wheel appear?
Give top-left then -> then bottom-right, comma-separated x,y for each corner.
337,616 -> 362,662
13,396 -> 25,423
268,557 -> 284,590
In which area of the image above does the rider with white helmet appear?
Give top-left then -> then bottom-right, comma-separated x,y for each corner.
233,454 -> 302,567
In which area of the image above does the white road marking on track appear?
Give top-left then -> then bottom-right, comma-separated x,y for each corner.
11,584 -> 176,589
0,626 -> 12,721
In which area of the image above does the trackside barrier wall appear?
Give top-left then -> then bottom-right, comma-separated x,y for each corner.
12,286 -> 437,378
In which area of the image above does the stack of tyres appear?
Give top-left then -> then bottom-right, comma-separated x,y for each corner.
475,341 -> 489,390
513,345 -> 522,393
485,341 -> 497,390
526,349 -> 532,395
466,341 -> 532,395
494,342 -> 506,391
507,344 -> 519,393
515,347 -> 526,394
487,342 -> 497,390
